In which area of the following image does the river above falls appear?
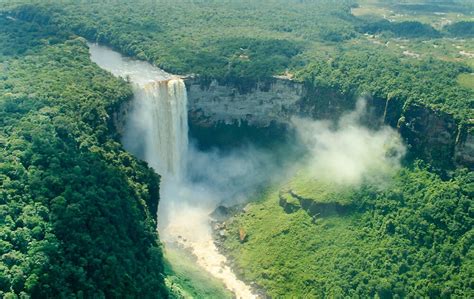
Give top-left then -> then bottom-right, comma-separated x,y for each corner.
88,43 -> 173,85
88,42 -> 258,299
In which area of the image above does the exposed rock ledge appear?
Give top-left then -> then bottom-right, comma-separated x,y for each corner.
182,77 -> 473,169
185,78 -> 303,127
278,189 -> 349,218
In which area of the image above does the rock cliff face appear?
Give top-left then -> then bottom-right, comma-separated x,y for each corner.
183,77 -> 472,169
398,104 -> 458,168
185,78 -> 303,127
112,99 -> 131,137
455,124 -> 474,169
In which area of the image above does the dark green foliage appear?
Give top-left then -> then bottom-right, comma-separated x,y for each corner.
359,20 -> 441,38
0,17 -> 167,298
393,1 -> 472,14
4,0 -> 356,90
4,0 -> 472,122
354,165 -> 473,297
445,21 -> 474,38
296,48 -> 473,120
216,37 -> 303,92
0,1 -> 472,297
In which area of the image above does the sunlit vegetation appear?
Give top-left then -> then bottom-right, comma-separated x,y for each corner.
282,171 -> 355,206
458,73 -> 474,90
222,165 -> 473,298
353,0 -> 474,29
4,0 -> 355,84
0,17 -> 167,298
295,47 -> 473,120
0,0 -> 472,297
3,0 -> 472,122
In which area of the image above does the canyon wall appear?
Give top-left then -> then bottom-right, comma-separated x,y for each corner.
112,99 -> 131,137
455,124 -> 474,168
182,77 -> 472,169
185,78 -> 304,127
114,77 -> 471,169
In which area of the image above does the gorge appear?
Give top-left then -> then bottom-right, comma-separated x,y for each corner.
89,43 -> 261,298
1,1 -> 472,297
89,42 -> 473,172
185,77 -> 473,170
88,41 -> 472,297
88,42 -> 426,298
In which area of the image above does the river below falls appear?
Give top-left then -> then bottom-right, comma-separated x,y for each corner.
88,42 -> 257,298
160,200 -> 256,298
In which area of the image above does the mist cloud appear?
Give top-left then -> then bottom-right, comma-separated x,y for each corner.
293,99 -> 406,186
157,142 -> 289,240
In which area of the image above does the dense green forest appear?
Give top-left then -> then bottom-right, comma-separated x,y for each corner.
296,48 -> 472,120
222,164 -> 473,297
445,21 -> 474,38
0,17 -> 167,298
3,0 -> 473,120
0,0 -> 473,298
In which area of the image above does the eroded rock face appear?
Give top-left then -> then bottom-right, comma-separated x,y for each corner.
278,189 -> 348,218
399,104 -> 457,168
455,124 -> 474,169
185,78 -> 472,169
112,99 -> 132,136
185,78 -> 304,127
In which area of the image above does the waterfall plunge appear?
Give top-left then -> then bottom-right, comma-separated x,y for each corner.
138,78 -> 188,178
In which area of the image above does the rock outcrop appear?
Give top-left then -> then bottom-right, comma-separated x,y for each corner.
398,104 -> 458,168
185,78 -> 303,126
455,124 -> 474,168
183,77 -> 472,169
279,189 -> 349,218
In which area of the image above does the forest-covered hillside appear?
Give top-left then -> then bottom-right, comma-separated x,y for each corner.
0,0 -> 473,298
0,16 -> 167,298
222,164 -> 474,297
2,0 -> 473,121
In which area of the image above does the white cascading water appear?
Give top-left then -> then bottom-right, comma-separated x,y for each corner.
141,78 -> 258,299
140,79 -> 188,177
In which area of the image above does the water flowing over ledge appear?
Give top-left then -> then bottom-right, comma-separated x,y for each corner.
140,79 -> 188,177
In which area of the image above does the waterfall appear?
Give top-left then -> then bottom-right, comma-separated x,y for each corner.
138,78 -> 188,178
89,44 -> 259,298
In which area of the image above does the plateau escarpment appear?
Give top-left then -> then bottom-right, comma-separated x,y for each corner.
186,78 -> 303,126
179,77 -> 473,169
184,78 -> 303,149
